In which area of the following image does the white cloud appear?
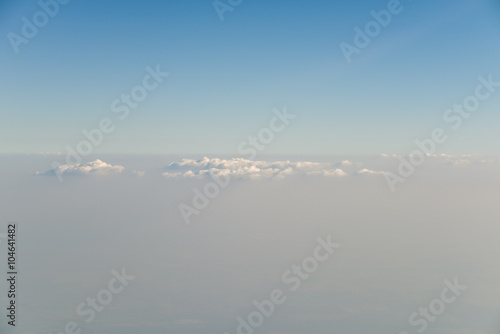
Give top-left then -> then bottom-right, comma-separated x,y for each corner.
40,159 -> 125,176
355,168 -> 386,176
163,157 -> 345,180
38,155 -> 497,180
338,160 -> 353,166
377,153 -> 398,159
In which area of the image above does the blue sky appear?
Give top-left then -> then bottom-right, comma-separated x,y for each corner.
1,0 -> 499,155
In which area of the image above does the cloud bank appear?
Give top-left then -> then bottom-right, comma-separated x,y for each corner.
39,159 -> 125,176
36,154 -> 499,180
162,157 -> 349,180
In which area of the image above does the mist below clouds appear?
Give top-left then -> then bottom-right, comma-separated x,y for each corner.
0,154 -> 499,334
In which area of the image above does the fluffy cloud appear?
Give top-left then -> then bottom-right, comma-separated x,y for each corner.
336,160 -> 354,167
355,168 -> 386,176
39,159 -> 125,176
38,154 -> 493,180
163,157 -> 345,180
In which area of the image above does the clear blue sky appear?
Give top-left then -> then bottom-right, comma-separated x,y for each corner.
1,0 -> 499,155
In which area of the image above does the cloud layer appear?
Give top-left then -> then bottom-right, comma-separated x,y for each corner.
38,154 -> 500,180
163,157 -> 350,180
40,159 -> 125,176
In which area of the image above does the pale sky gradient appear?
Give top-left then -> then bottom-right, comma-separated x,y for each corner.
1,0 -> 500,155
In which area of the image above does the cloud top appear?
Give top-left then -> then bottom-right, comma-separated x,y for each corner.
40,159 -> 125,177
163,157 -> 344,180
